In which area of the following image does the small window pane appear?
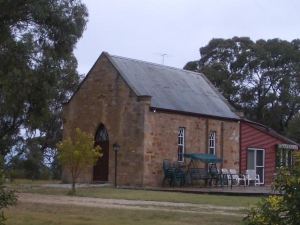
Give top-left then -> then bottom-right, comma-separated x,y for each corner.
256,150 -> 263,166
288,150 -> 292,167
247,150 -> 255,169
256,167 -> 264,183
282,150 -> 286,166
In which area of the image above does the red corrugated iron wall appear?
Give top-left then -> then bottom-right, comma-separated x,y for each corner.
240,122 -> 284,185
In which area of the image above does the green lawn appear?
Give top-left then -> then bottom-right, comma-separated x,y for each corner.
7,179 -> 61,188
8,179 -> 261,207
6,202 -> 244,225
4,179 -> 259,224
20,186 -> 260,207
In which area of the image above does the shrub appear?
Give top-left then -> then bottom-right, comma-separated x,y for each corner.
244,152 -> 300,225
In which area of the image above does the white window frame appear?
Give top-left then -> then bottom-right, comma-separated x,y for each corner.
208,131 -> 216,155
247,148 -> 265,184
178,127 -> 185,162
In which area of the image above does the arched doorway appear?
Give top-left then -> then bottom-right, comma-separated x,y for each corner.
93,124 -> 109,182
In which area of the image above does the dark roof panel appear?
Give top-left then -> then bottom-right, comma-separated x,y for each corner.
106,53 -> 239,120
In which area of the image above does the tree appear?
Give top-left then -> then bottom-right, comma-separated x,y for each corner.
0,157 -> 16,225
0,0 -> 88,157
286,113 -> 300,143
57,128 -> 101,194
184,37 -> 300,135
244,152 -> 300,225
6,144 -> 53,180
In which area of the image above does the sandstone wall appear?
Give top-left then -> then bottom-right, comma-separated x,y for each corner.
62,55 -> 146,186
143,110 -> 240,186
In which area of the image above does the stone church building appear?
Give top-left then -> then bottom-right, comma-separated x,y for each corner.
62,52 -> 240,187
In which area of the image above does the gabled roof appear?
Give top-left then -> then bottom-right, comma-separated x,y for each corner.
242,119 -> 300,147
105,52 -> 239,120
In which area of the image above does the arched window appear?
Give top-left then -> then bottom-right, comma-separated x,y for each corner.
95,124 -> 109,144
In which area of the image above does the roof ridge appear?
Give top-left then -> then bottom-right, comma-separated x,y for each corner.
109,53 -> 204,77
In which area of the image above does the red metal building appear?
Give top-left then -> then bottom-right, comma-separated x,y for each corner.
240,119 -> 299,185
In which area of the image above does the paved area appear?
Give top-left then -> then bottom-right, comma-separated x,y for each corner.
18,193 -> 246,216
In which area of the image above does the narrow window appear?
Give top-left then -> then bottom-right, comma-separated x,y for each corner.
178,127 -> 185,162
208,131 -> 216,155
276,148 -> 293,168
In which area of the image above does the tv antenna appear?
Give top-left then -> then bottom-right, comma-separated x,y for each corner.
160,53 -> 168,65
154,52 -> 171,65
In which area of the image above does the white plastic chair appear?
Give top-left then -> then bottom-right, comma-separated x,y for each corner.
229,169 -> 246,187
221,168 -> 232,186
245,169 -> 260,186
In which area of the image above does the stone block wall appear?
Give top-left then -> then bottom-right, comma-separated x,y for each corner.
62,55 -> 146,186
143,110 -> 240,186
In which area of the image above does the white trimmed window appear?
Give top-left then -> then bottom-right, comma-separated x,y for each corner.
276,149 -> 293,168
178,127 -> 185,162
208,131 -> 216,155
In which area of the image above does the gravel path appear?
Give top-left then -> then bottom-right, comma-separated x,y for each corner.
18,193 -> 246,216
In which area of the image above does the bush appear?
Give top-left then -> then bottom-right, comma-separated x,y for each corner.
57,128 -> 101,194
244,152 -> 300,225
0,157 -> 17,225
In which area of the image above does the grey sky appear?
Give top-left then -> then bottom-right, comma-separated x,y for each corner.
74,0 -> 300,74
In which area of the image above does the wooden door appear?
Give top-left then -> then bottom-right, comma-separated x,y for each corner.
93,124 -> 109,182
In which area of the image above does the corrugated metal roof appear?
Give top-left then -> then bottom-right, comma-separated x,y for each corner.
106,53 -> 239,120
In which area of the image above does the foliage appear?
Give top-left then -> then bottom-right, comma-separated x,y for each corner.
184,37 -> 300,135
286,113 -> 300,143
0,0 -> 88,157
6,153 -> 52,180
0,157 -> 16,225
50,154 -> 62,180
244,152 -> 300,225
57,128 -> 101,194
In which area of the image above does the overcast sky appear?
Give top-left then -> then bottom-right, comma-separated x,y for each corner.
74,0 -> 300,74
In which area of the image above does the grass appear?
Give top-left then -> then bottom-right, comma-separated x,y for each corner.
7,178 -> 61,186
9,179 -> 261,207
5,179 -> 258,224
5,202 -> 244,225
28,187 -> 260,207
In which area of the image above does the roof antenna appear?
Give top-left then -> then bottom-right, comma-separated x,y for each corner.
160,53 -> 167,65
154,52 -> 170,65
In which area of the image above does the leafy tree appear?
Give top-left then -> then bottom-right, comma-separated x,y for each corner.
57,128 -> 101,194
0,0 -> 88,158
286,113 -> 300,143
6,146 -> 52,180
0,156 -> 16,225
50,153 -> 62,180
185,37 -> 300,134
244,152 -> 300,225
